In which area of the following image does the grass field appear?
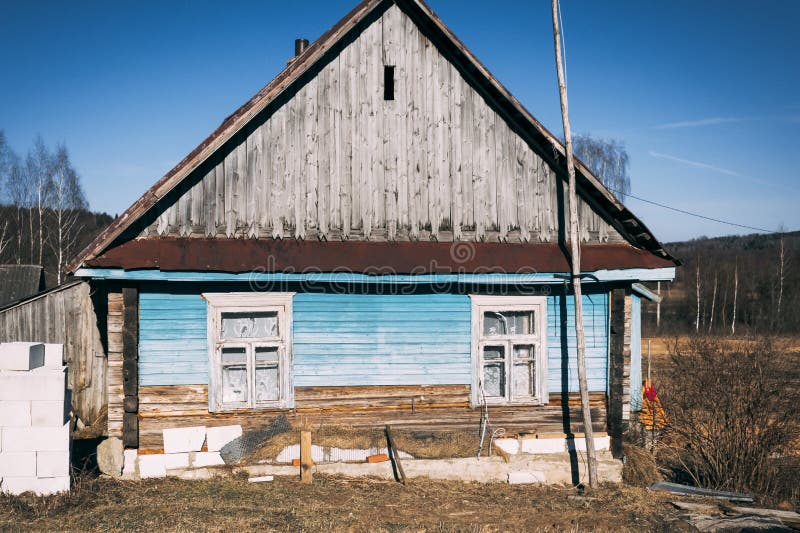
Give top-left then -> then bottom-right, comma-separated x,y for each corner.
0,474 -> 686,532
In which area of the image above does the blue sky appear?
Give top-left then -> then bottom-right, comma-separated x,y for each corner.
1,0 -> 797,242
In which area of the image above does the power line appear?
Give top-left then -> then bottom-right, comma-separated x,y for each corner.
608,188 -> 779,234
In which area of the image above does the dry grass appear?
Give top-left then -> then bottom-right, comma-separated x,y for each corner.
0,474 -> 684,532
621,443 -> 662,488
249,425 -> 480,463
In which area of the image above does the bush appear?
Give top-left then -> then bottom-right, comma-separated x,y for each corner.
658,337 -> 799,499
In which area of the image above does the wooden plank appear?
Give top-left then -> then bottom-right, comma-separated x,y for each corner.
300,430 -> 312,483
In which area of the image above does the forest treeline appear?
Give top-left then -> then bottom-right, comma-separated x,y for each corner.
642,231 -> 799,336
0,132 -> 112,287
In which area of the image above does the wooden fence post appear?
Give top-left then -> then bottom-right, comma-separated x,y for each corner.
300,430 -> 312,483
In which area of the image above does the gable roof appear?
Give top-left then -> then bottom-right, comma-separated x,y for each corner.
68,0 -> 676,272
0,265 -> 46,308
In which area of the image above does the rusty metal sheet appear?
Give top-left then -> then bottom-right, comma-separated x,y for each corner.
85,238 -> 676,273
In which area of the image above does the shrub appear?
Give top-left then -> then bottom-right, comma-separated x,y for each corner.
658,337 -> 799,498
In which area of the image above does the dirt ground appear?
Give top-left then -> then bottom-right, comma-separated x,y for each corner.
0,474 -> 687,532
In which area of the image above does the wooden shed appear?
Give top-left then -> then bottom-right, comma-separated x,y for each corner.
67,0 -> 677,452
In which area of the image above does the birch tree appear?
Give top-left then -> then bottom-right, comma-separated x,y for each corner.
48,144 -> 87,283
26,136 -> 53,265
551,0 -> 598,487
573,135 -> 631,200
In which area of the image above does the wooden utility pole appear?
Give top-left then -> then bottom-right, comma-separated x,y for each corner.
550,0 -> 598,488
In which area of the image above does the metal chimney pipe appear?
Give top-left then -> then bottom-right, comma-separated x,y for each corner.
295,38 -> 309,57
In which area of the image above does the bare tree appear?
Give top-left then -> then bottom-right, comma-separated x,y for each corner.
731,258 -> 738,336
5,150 -> 28,264
776,235 -> 786,330
695,259 -> 701,333
47,144 -> 87,284
573,135 -> 631,200
551,0 -> 598,487
27,136 -> 54,266
708,271 -> 717,334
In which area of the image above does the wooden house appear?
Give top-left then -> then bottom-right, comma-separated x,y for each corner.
66,0 -> 677,453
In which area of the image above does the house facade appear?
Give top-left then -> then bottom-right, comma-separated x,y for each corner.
68,0 -> 676,452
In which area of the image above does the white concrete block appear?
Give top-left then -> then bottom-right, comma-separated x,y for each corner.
0,452 -> 37,477
1,475 -> 69,495
42,344 -> 64,368
568,435 -> 611,452
162,426 -> 206,454
164,453 -> 190,470
508,471 -> 546,484
36,451 -> 70,477
192,452 -> 225,467
206,425 -> 242,452
1,422 -> 70,452
493,438 -> 519,455
248,475 -> 273,483
30,401 -> 66,427
0,343 -> 44,371
0,370 -> 66,401
520,438 -> 566,454
138,455 -> 167,479
0,401 -> 32,427
122,449 -> 137,477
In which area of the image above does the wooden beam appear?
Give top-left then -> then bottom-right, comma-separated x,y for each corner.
122,286 -> 139,448
300,430 -> 313,484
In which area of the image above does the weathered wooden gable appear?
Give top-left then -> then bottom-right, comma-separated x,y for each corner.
141,4 -> 620,244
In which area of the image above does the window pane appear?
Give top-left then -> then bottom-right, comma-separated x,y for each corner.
483,311 -> 534,336
514,344 -> 534,360
512,361 -> 535,398
222,365 -> 248,404
255,364 -> 279,402
255,346 -> 279,362
482,362 -> 505,397
483,345 -> 505,360
221,346 -> 246,364
221,311 -> 278,338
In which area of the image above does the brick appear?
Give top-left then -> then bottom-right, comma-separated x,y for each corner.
164,453 -> 190,470
567,435 -> 611,452
1,423 -> 70,452
30,401 -> 66,427
0,401 -> 31,427
42,344 -> 64,368
0,452 -> 37,477
162,426 -> 206,454
36,451 -> 70,477
122,449 -> 137,478
0,343 -> 44,371
206,425 -> 242,452
1,476 -> 69,495
138,455 -> 166,479
191,452 -> 224,467
493,438 -> 519,455
520,438 -> 566,455
366,454 -> 389,463
0,370 -> 66,401
508,471 -> 546,484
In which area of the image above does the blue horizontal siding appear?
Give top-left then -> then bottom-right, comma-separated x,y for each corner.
293,293 -> 472,387
137,283 -> 610,395
547,292 -> 609,393
138,291 -> 208,386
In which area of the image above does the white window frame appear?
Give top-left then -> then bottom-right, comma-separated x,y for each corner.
469,295 -> 548,407
203,292 -> 295,412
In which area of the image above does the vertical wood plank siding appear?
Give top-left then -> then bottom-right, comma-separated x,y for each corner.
138,288 -> 609,394
140,5 -> 618,244
0,282 -> 107,428
292,293 -> 472,386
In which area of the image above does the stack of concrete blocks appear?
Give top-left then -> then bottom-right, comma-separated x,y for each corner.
124,425 -> 242,479
0,342 -> 70,495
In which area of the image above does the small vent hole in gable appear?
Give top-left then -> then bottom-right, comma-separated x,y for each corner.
383,65 -> 395,101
